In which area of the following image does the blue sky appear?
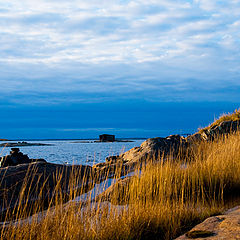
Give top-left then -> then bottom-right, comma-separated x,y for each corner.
0,0 -> 240,139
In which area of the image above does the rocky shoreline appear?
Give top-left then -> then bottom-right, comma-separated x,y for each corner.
0,119 -> 239,222
94,119 -> 240,173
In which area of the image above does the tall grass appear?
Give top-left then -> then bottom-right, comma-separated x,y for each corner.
1,132 -> 240,239
199,108 -> 240,133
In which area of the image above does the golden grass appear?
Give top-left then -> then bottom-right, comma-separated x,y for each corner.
199,108 -> 240,133
1,132 -> 240,239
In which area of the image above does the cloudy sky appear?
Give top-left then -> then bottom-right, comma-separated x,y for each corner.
0,0 -> 240,139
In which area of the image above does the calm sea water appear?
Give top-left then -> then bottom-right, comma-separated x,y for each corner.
0,140 -> 145,166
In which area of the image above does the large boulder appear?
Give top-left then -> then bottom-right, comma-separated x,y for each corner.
176,206 -> 240,240
0,162 -> 93,221
93,135 -> 189,183
95,120 -> 240,180
95,120 -> 240,178
105,135 -> 188,165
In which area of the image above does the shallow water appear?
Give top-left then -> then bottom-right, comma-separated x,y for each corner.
0,140 -> 145,166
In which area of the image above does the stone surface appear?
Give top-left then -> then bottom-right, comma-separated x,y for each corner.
117,134 -> 188,164
1,119 -> 239,222
96,176 -> 135,205
197,120 -> 240,141
94,120 -> 240,206
186,133 -> 204,143
0,162 -> 93,220
100,120 -> 240,170
0,148 -> 46,167
176,206 -> 240,239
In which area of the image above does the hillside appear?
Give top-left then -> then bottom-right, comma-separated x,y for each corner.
199,108 -> 240,133
1,110 -> 240,240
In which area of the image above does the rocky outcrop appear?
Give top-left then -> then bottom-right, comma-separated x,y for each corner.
1,119 -> 239,221
96,120 -> 240,172
93,120 -> 240,205
92,135 -> 189,186
0,161 -> 94,221
0,148 -> 46,167
194,120 -> 240,142
176,206 -> 240,239
103,135 -> 188,165
0,149 -> 135,221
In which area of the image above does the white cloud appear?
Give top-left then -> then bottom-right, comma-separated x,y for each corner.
0,0 -> 239,103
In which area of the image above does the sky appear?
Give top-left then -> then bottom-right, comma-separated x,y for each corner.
0,0 -> 240,139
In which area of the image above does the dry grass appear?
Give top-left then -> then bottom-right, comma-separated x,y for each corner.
199,108 -> 240,133
1,132 -> 240,239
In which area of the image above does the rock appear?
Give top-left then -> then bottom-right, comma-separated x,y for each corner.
0,162 -> 93,221
218,120 -> 239,133
119,134 -> 188,163
106,155 -> 125,164
198,120 -> 240,141
0,148 -> 46,168
175,206 -> 240,239
96,176 -> 135,205
93,135 -> 189,179
94,120 -> 240,183
94,119 -> 240,184
93,160 -> 137,183
186,133 -> 203,143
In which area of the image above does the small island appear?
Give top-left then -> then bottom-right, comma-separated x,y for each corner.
0,141 -> 53,147
95,134 -> 134,142
71,134 -> 135,143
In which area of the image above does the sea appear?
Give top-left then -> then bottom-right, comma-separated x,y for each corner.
0,139 -> 145,166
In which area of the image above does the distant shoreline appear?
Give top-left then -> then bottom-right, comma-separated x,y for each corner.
0,138 -> 148,142
0,142 -> 53,147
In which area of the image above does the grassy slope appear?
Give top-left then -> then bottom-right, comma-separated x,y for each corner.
1,114 -> 240,239
199,108 -> 240,133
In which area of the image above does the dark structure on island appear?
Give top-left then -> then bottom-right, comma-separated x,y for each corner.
99,134 -> 115,142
